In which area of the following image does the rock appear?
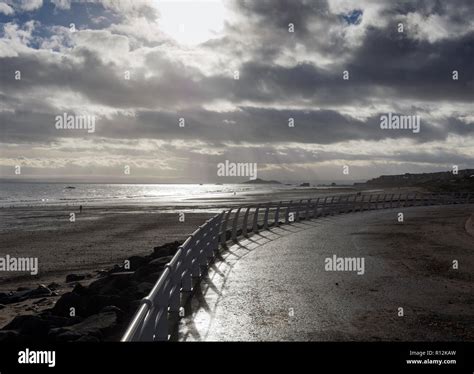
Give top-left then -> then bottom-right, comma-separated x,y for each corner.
2,314 -> 74,338
28,284 -> 52,298
76,334 -> 101,342
108,264 -> 124,274
66,274 -> 86,283
0,304 -> 5,310
33,297 -> 49,305
83,294 -> 128,316
100,306 -> 124,322
51,292 -> 83,317
132,256 -> 172,282
0,292 -> 9,304
127,256 -> 148,270
88,272 -> 135,295
49,310 -> 119,342
0,285 -> 52,305
152,241 -> 180,259
142,271 -> 164,284
49,330 -> 86,342
0,330 -> 20,343
72,283 -> 89,296
136,282 -> 153,295
96,269 -> 109,277
47,282 -> 61,291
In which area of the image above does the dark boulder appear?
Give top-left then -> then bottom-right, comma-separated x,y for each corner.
50,291 -> 84,317
0,285 -> 52,305
88,272 -> 135,295
28,284 -> 53,298
133,256 -> 171,282
83,294 -> 128,316
66,274 -> 86,283
152,241 -> 180,259
126,255 -> 148,270
49,310 -> 119,342
100,306 -> 125,322
47,282 -> 61,291
0,330 -> 21,343
2,314 -> 76,338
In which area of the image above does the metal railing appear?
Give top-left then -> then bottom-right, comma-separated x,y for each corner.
121,191 -> 472,341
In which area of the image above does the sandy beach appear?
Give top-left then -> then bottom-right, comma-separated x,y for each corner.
0,206 -> 216,288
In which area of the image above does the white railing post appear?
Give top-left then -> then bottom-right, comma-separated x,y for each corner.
358,194 -> 365,211
169,266 -> 181,313
231,207 -> 242,242
263,203 -> 270,229
305,199 -> 311,220
181,243 -> 193,292
320,197 -> 327,216
311,198 -> 320,218
189,234 -> 200,278
389,193 -> 395,208
274,201 -> 282,226
242,207 -> 251,237
214,213 -> 224,252
429,193 -> 435,205
220,209 -> 232,245
295,199 -> 303,222
336,195 -> 341,213
154,279 -> 171,341
348,194 -> 355,213
345,195 -> 351,213
285,201 -> 293,223
252,204 -> 260,233
327,196 -> 334,215
329,196 -> 336,215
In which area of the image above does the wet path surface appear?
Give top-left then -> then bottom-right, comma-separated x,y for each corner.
176,205 -> 474,341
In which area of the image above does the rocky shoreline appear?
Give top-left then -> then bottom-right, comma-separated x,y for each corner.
0,241 -> 183,342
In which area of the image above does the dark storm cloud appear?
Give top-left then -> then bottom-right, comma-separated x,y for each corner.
346,29 -> 474,103
1,87 -> 471,145
0,0 -> 472,182
96,108 -> 472,144
0,49 -> 223,110
231,0 -> 330,34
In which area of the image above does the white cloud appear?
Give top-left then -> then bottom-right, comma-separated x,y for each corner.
18,0 -> 43,11
0,2 -> 14,15
405,12 -> 474,43
51,0 -> 71,10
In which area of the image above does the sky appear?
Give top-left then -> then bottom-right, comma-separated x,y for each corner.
0,0 -> 473,183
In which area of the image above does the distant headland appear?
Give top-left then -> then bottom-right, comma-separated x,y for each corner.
242,178 -> 282,185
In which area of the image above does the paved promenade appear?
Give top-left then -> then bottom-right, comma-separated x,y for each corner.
176,205 -> 473,341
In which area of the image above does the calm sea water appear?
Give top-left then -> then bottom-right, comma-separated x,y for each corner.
0,183 -> 293,208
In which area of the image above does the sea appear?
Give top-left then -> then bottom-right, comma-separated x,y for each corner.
0,182 -> 318,208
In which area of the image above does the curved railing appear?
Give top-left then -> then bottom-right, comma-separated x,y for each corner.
121,191 -> 472,341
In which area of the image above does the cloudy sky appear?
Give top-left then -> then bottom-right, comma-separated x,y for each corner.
0,0 -> 473,183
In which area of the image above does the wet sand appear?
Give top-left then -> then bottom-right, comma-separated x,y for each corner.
0,206 -> 215,289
